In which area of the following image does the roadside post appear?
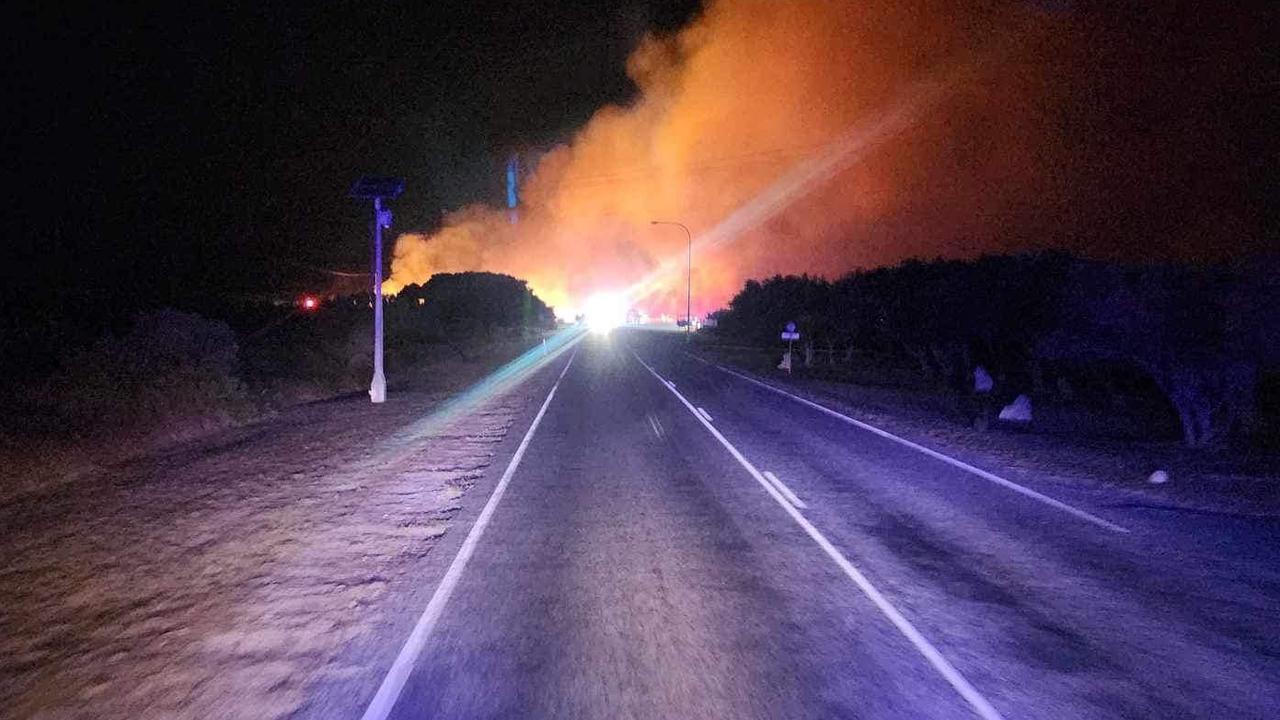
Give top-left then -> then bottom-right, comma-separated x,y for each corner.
780,321 -> 800,375
349,176 -> 405,404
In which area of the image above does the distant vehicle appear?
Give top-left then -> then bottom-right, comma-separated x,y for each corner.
676,319 -> 689,327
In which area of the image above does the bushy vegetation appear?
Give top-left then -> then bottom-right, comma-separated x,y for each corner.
391,272 -> 556,335
1,272 -> 556,484
710,253 -> 1280,448
240,272 -> 556,399
17,309 -> 249,442
383,272 -> 555,368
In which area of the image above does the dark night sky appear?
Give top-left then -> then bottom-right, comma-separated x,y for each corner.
1,0 -> 702,312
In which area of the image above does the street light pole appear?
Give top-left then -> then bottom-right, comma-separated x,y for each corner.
651,220 -> 693,340
350,176 -> 405,404
370,196 -> 388,403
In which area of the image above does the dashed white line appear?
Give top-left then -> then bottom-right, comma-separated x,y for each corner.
633,350 -> 1006,720
360,344 -> 580,720
647,413 -> 666,439
710,362 -> 1128,534
696,407 -> 714,423
763,471 -> 808,509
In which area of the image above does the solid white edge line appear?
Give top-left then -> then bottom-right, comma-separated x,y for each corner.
763,470 -> 808,509
360,344 -> 580,720
632,350 -> 1006,720
711,361 -> 1128,534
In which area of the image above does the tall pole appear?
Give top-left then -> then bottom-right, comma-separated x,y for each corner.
370,196 -> 387,403
349,176 -> 402,404
651,220 -> 693,340
686,224 -> 692,342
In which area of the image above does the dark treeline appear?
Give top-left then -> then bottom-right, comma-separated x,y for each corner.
241,272 -> 554,399
388,272 -> 556,337
244,271 -> 556,390
710,253 -> 1280,448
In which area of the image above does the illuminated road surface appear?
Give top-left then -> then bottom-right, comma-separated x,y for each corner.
357,331 -> 1279,719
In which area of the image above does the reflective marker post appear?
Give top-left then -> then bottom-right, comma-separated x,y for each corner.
350,176 -> 405,404
781,322 -> 800,375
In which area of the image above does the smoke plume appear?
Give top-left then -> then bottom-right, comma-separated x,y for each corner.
385,0 -> 1261,317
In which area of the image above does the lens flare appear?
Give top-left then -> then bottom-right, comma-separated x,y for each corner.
583,292 -> 628,333
375,326 -> 586,467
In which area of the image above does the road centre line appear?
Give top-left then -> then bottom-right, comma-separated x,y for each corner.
705,359 -> 1128,534
360,344 -> 580,720
632,350 -> 1006,720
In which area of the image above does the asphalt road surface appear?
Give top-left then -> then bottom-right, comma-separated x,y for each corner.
362,329 -> 1279,720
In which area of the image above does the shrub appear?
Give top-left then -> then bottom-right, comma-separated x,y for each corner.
34,309 -> 248,440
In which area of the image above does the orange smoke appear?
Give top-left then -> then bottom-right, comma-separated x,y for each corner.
384,0 -> 1254,317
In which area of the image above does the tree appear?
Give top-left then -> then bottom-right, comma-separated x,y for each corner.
1037,261 -> 1260,447
390,272 -> 555,338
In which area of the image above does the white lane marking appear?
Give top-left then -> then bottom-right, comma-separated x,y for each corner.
647,413 -> 666,439
763,471 -> 808,509
711,363 -> 1128,534
360,345 -> 580,720
697,407 -> 714,423
634,350 -> 1005,720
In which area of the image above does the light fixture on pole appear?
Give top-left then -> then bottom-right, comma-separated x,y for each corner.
350,175 -> 405,404
650,220 -> 693,340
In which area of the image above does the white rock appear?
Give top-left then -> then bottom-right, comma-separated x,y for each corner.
1148,470 -> 1169,484
998,394 -> 1033,422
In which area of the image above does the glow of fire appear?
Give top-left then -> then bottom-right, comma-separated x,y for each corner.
583,291 -> 629,333
624,77 -> 951,312
379,80 -> 942,321
375,1 -> 1024,320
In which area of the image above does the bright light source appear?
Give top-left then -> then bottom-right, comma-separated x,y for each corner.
300,295 -> 319,311
583,292 -> 628,333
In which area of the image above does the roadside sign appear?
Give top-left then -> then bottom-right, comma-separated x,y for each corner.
780,322 -> 799,374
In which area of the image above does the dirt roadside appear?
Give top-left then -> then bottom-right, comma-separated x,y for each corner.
0,341 -> 565,719
693,344 -> 1280,519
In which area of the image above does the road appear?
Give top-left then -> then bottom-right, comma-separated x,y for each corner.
359,329 -> 1279,720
